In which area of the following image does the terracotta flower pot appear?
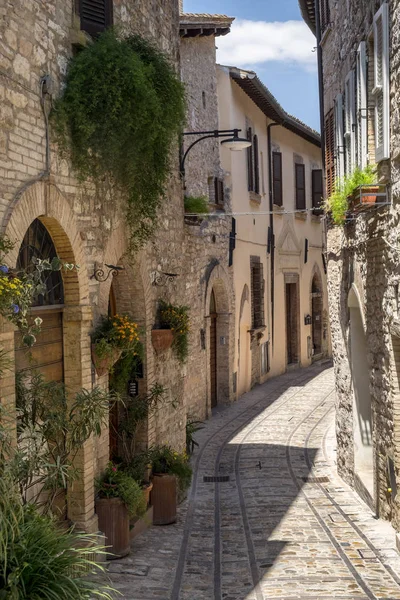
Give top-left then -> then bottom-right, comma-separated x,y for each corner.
151,329 -> 174,353
351,185 -> 380,213
96,497 -> 130,559
91,344 -> 122,377
152,473 -> 177,525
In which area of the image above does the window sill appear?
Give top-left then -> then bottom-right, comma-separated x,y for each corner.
273,204 -> 284,213
248,325 -> 266,342
249,191 -> 262,204
208,203 -> 225,213
311,214 -> 322,223
70,15 -> 92,49
294,211 -> 307,221
320,25 -> 332,47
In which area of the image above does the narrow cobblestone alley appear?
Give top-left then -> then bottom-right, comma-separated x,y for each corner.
102,364 -> 400,600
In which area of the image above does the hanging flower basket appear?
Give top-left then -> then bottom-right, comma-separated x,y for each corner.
151,329 -> 174,353
91,343 -> 122,377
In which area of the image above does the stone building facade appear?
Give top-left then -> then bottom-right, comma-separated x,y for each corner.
300,0 -> 400,529
0,0 -> 234,532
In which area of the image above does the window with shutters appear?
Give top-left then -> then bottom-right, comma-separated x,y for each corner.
325,109 -> 335,198
356,42 -> 368,169
295,163 -> 306,209
320,0 -> 330,33
246,127 -> 260,195
312,169 -> 323,212
344,70 -> 356,174
79,0 -> 113,36
272,151 -> 283,206
250,256 -> 264,329
214,177 -> 224,206
334,94 -> 344,181
373,3 -> 390,162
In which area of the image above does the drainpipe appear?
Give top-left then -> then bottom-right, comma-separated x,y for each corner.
314,0 -> 325,173
267,122 -> 280,351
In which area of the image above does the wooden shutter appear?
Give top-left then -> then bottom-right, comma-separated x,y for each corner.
356,42 -> 368,168
247,127 -> 254,192
344,70 -> 356,174
325,109 -> 335,198
251,257 -> 264,329
373,3 -> 390,162
334,94 -> 344,182
253,134 -> 260,194
295,163 -> 306,209
312,169 -> 323,209
320,0 -> 330,32
272,152 -> 283,206
79,0 -> 113,36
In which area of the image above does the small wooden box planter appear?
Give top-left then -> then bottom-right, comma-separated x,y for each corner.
96,497 -> 130,559
349,185 -> 385,213
152,473 -> 177,525
151,329 -> 174,353
91,344 -> 121,377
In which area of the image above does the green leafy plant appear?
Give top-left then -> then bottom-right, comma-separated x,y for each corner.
52,30 -> 186,253
0,235 -> 77,346
159,300 -> 190,363
91,313 -> 142,363
13,370 -> 116,512
186,418 -> 204,455
149,446 -> 192,492
184,196 -> 209,214
325,165 -> 376,225
96,462 -> 147,518
0,472 -> 114,600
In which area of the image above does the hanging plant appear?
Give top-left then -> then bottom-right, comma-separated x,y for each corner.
325,165 -> 376,225
52,30 -> 186,252
159,300 -> 190,363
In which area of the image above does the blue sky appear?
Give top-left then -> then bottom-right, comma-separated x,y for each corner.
184,0 -> 320,132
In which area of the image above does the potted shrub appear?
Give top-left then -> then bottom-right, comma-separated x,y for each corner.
149,446 -> 192,525
158,300 -> 190,363
325,165 -> 377,225
91,314 -> 142,376
96,462 -> 147,559
184,195 -> 209,224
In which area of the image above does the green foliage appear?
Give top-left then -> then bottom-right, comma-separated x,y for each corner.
149,446 -> 192,492
325,165 -> 376,225
13,370 -> 115,511
91,314 -> 142,362
184,196 -> 209,214
52,30 -> 186,253
0,473 -> 114,600
159,300 -> 190,363
186,418 -> 204,455
96,462 -> 146,518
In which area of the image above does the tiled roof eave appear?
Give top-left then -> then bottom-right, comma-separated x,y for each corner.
180,13 -> 234,38
298,0 -> 316,34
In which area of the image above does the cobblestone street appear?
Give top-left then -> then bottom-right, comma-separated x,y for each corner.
103,364 -> 400,599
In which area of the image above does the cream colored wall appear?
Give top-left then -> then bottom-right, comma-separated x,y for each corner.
217,66 -> 331,397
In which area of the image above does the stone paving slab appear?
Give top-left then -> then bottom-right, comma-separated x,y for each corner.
100,364 -> 400,600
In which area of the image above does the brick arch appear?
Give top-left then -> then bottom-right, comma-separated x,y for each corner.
2,181 -> 88,305
204,262 -> 232,317
310,262 -> 323,295
239,283 -> 250,320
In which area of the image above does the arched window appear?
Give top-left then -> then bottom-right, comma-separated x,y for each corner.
17,219 -> 64,306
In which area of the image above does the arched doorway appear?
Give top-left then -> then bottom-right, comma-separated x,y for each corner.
311,272 -> 323,357
210,289 -> 217,408
348,285 -> 373,501
15,218 -> 65,381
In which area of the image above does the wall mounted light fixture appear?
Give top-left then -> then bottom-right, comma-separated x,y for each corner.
91,263 -> 124,282
304,314 -> 312,326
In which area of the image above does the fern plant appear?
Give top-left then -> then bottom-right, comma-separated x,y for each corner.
325,165 -> 376,225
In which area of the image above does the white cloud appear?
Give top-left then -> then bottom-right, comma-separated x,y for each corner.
216,19 -> 317,71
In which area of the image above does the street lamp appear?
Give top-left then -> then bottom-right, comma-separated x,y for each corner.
180,128 -> 251,178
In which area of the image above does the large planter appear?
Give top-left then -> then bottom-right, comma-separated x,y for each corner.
91,344 -> 122,377
350,185 -> 380,212
96,497 -> 130,559
151,329 -> 174,353
152,473 -> 177,525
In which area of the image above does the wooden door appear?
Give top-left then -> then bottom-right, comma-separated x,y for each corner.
286,282 -> 298,365
210,290 -> 217,408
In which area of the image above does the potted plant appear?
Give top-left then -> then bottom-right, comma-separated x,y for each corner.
325,165 -> 377,225
149,446 -> 192,525
96,462 -> 147,559
151,328 -> 174,353
184,195 -> 209,224
158,300 -> 190,363
91,314 -> 142,376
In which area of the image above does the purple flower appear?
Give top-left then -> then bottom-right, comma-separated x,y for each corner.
11,304 -> 20,314
0,265 -> 9,274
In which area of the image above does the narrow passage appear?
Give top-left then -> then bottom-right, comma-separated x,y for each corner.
104,364 -> 400,600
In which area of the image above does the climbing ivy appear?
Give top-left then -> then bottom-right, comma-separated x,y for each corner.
52,31 -> 186,252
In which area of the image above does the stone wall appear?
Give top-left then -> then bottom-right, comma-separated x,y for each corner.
322,0 -> 400,526
0,0 -> 234,530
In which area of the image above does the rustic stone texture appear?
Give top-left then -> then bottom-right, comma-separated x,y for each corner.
0,0 -> 234,531
321,0 -> 400,532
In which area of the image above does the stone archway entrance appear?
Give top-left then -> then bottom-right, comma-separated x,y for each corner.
311,272 -> 323,358
15,218 -> 65,381
348,285 -> 374,505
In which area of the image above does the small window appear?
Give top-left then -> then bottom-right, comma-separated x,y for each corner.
312,169 -> 323,210
246,127 -> 260,195
261,341 -> 270,375
272,151 -> 283,206
214,178 -> 224,206
202,91 -> 206,109
250,256 -> 264,329
295,163 -> 306,210
79,0 -> 113,36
